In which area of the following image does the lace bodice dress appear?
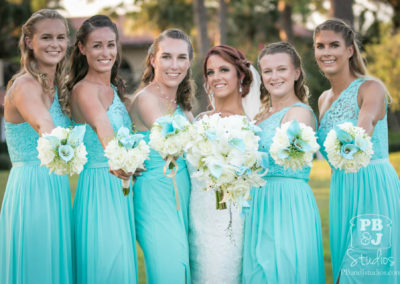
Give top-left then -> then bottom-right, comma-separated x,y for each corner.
0,91 -> 73,284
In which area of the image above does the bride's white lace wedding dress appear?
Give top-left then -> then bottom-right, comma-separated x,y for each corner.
188,163 -> 244,284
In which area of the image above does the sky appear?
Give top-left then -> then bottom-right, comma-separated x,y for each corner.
60,0 -> 136,17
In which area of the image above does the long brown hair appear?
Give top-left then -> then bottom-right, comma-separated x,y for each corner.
61,15 -> 125,116
257,41 -> 309,118
137,29 -> 194,111
203,45 -> 253,97
313,18 -> 367,77
7,9 -> 69,96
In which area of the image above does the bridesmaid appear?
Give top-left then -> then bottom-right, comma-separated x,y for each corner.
62,15 -> 138,283
128,29 -> 194,284
242,42 -> 325,283
0,9 -> 73,283
314,19 -> 400,283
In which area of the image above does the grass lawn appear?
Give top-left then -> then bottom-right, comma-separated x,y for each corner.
1,152 -> 399,283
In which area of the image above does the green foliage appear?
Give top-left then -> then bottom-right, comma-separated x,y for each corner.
365,24 -> 400,110
129,0 -> 194,33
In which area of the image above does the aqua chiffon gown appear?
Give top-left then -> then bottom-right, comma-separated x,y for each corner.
73,90 -> 138,283
242,102 -> 325,283
134,106 -> 191,284
317,78 -> 400,283
0,92 -> 73,283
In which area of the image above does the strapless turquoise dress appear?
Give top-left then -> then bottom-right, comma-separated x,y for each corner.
73,89 -> 138,283
134,106 -> 191,284
317,78 -> 400,283
242,102 -> 325,283
0,92 -> 73,283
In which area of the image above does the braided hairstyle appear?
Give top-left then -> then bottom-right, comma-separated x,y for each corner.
203,45 -> 253,97
257,41 -> 309,118
61,15 -> 125,116
137,29 -> 194,111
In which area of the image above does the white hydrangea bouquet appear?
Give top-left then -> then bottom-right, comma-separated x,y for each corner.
104,126 -> 150,196
270,120 -> 320,171
149,113 -> 192,210
185,113 -> 269,210
324,122 -> 373,173
37,125 -> 87,175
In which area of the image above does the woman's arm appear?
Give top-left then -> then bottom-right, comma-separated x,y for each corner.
357,80 -> 386,135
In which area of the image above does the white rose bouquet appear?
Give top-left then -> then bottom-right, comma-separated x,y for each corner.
37,125 -> 87,175
149,113 -> 192,210
324,122 -> 373,173
270,120 -> 320,171
104,126 -> 150,196
185,113 -> 268,209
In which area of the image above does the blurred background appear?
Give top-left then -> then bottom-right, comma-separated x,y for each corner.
0,1 -> 400,282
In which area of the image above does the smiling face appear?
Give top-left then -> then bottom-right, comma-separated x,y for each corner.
79,27 -> 117,74
151,37 -> 191,88
259,52 -> 299,99
26,18 -> 67,69
205,54 -> 241,100
314,30 -> 354,77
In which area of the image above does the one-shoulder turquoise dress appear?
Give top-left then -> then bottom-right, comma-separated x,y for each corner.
134,106 -> 191,284
317,78 -> 400,283
0,91 -> 73,283
73,89 -> 138,283
242,102 -> 325,283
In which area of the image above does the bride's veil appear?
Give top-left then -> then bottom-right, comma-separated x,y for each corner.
242,65 -> 262,120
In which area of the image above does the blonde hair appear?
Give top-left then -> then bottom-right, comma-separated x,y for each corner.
256,41 -> 309,120
7,9 -> 69,95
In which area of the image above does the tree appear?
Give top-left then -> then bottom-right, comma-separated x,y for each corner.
330,0 -> 354,26
217,0 -> 227,45
192,0 -> 210,58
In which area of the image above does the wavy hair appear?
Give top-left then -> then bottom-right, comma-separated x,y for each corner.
61,15 -> 125,116
137,29 -> 194,111
257,41 -> 309,118
7,9 -> 69,97
203,45 -> 253,97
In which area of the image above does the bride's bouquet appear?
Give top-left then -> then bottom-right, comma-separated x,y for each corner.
270,120 -> 320,171
104,126 -> 150,195
37,125 -> 87,175
324,122 -> 373,173
186,113 -> 268,210
149,113 -> 192,209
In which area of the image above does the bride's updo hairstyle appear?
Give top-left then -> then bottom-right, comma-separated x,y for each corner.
203,45 -> 253,97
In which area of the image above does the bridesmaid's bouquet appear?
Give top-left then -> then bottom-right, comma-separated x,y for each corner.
186,114 -> 268,209
324,122 -> 373,173
270,120 -> 320,171
37,125 -> 87,175
149,113 -> 192,209
104,126 -> 150,195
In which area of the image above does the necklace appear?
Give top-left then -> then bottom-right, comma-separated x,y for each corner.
152,82 -> 177,105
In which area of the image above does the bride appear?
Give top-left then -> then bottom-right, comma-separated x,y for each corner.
188,45 -> 260,283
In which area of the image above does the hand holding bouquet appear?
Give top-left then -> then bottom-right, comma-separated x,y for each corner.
186,113 -> 268,209
37,125 -> 87,175
270,120 -> 320,171
104,127 -> 150,195
149,113 -> 192,209
324,122 -> 373,173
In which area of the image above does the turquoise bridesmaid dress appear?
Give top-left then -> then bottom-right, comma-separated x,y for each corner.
242,102 -> 325,284
317,78 -> 400,283
0,91 -> 73,283
73,88 -> 138,283
134,106 -> 191,284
